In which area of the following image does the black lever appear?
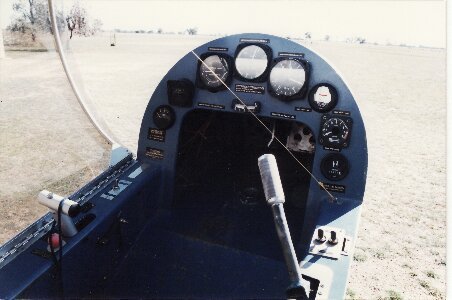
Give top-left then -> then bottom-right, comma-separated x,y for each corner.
258,154 -> 309,299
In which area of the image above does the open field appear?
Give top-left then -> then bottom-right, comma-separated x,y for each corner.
0,33 -> 446,299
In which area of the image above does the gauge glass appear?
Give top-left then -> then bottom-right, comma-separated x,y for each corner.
321,153 -> 349,181
269,59 -> 306,97
200,55 -> 229,88
235,45 -> 268,80
153,105 -> 175,129
321,118 -> 349,145
309,83 -> 338,112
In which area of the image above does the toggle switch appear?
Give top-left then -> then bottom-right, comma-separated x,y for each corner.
316,228 -> 326,243
328,230 -> 338,245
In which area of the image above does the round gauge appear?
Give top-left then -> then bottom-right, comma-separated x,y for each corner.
199,54 -> 231,89
153,105 -> 175,130
269,59 -> 307,99
321,153 -> 349,181
309,83 -> 338,112
235,44 -> 269,80
320,117 -> 350,147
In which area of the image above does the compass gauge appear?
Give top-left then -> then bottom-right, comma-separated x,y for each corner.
309,83 -> 338,112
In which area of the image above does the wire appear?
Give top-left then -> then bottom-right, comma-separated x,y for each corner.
191,51 -> 336,201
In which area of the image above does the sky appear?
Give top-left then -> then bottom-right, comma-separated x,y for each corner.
0,0 -> 446,47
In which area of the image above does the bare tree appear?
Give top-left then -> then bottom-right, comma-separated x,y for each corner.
324,35 -> 330,41
304,32 -> 312,40
186,27 -> 198,35
66,1 -> 102,39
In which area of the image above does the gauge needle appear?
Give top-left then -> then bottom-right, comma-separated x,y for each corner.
252,47 -> 258,59
289,78 -> 303,85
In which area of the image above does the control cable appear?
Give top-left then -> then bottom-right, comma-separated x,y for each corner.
191,51 -> 336,201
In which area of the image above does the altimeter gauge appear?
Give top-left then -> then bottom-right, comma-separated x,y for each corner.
319,115 -> 352,149
234,43 -> 272,81
268,57 -> 309,101
196,53 -> 233,92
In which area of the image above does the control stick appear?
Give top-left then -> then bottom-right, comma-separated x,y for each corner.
38,190 -> 80,237
258,154 -> 309,299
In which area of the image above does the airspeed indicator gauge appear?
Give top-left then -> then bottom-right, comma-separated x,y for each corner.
234,43 -> 272,82
196,53 -> 233,92
268,57 -> 310,101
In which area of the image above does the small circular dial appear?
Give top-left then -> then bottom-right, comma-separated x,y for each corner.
235,45 -> 268,80
199,55 -> 230,88
321,153 -> 349,181
153,105 -> 175,130
269,59 -> 306,98
320,117 -> 350,147
309,83 -> 338,112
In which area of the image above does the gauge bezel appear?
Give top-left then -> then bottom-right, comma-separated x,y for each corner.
233,43 -> 273,83
318,114 -> 353,149
320,153 -> 350,181
153,105 -> 176,130
267,57 -> 310,101
308,83 -> 338,112
195,52 -> 233,92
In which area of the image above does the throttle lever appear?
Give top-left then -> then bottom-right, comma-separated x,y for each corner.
258,154 -> 309,299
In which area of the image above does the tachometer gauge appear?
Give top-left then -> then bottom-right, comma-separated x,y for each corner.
321,153 -> 349,181
309,83 -> 338,112
196,53 -> 233,92
268,58 -> 309,101
234,44 -> 272,81
319,115 -> 352,149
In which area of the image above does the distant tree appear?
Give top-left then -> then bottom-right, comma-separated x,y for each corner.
147,30 -> 154,34
66,1 -> 102,39
157,28 -> 163,34
186,27 -> 198,35
324,35 -> 330,41
304,32 -> 311,40
355,37 -> 366,44
8,0 -> 65,41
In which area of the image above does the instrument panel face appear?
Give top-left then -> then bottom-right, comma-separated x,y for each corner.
139,33 -> 367,199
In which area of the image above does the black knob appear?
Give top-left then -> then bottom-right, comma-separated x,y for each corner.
328,230 -> 338,245
316,228 -> 326,243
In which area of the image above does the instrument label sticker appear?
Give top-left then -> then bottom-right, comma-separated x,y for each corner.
235,84 -> 265,94
321,183 -> 346,193
240,38 -> 270,43
323,146 -> 341,152
271,112 -> 296,120
146,147 -> 164,160
295,107 -> 312,112
198,102 -> 225,110
208,47 -> 228,52
148,128 -> 166,142
278,52 -> 305,58
332,109 -> 351,116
